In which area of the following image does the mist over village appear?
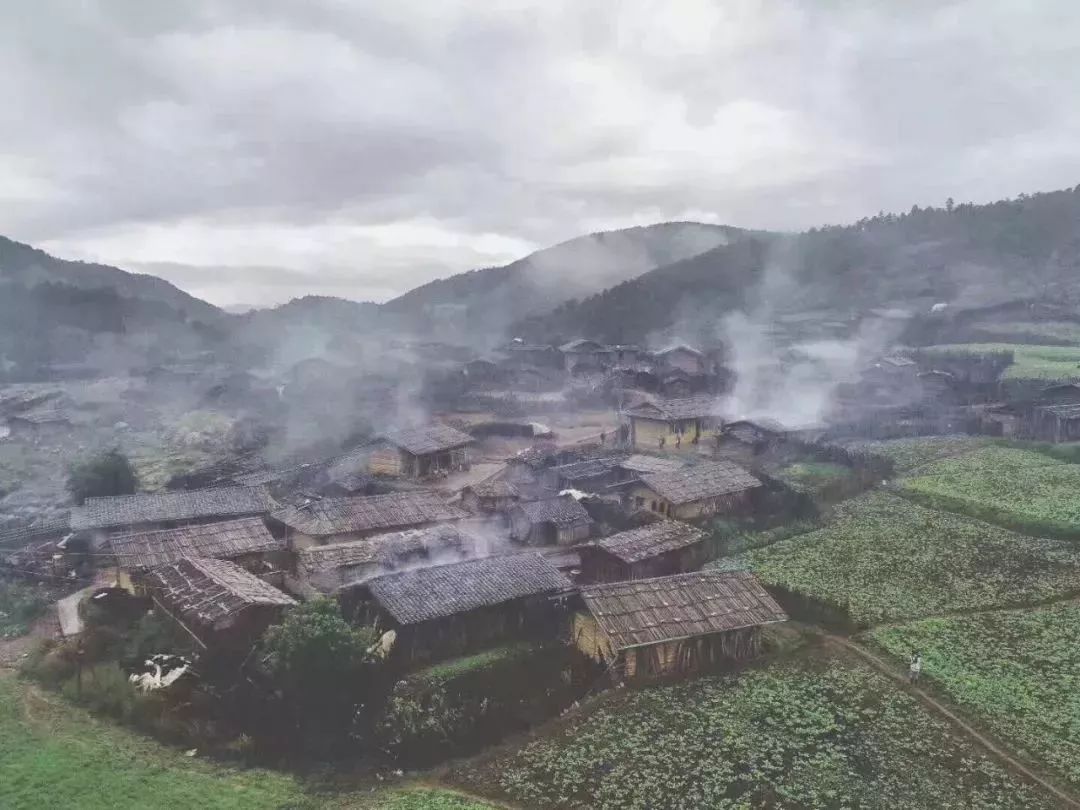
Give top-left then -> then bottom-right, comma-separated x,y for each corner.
3,3 -> 1080,809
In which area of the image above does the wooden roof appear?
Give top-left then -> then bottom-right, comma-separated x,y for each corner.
365,552 -> 571,625
511,495 -> 592,528
381,424 -> 474,455
580,570 -> 787,650
593,520 -> 704,564
297,523 -> 476,578
639,461 -> 761,505
109,517 -> 282,571
272,491 -> 466,537
71,487 -> 275,532
622,396 -> 724,421
145,557 -> 295,632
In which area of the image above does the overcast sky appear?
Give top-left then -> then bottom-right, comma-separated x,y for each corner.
3,1 -> 1079,308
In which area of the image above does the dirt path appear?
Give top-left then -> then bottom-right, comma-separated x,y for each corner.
824,633 -> 1080,809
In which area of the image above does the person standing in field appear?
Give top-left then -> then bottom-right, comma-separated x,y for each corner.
909,651 -> 922,684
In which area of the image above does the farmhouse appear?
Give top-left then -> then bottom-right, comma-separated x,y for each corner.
508,495 -> 594,546
367,424 -> 474,479
144,557 -> 296,651
628,460 -> 761,520
621,396 -> 723,450
572,570 -> 787,680
722,418 -> 788,449
346,552 -> 572,665
654,344 -> 706,375
109,517 -> 286,589
559,339 -> 611,374
545,456 -> 625,492
292,523 -> 477,596
579,521 -> 706,584
270,491 -> 467,547
461,478 -> 521,514
70,487 -> 276,545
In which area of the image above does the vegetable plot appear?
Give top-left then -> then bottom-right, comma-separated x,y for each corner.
747,492 -> 1080,625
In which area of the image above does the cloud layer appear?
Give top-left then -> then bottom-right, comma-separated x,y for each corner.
2,0 -> 1079,306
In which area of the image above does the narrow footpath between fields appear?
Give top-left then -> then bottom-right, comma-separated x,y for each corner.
824,633 -> 1080,809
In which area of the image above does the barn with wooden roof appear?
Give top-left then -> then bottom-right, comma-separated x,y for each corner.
508,495 -> 593,546
578,520 -> 706,583
627,460 -> 761,520
572,570 -> 787,680
366,424 -> 475,479
144,557 -> 296,651
270,491 -> 467,546
345,552 -> 572,665
109,517 -> 286,589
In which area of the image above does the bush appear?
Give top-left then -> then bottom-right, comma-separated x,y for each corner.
66,448 -> 138,505
0,579 -> 50,639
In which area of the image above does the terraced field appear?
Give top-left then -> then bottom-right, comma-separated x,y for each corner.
920,343 -> 1080,382
900,445 -> 1080,538
746,491 -> 1080,625
453,649 -> 1052,809
871,601 -> 1080,789
836,434 -> 990,474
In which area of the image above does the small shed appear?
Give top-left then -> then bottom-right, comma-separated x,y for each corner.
292,523 -> 477,596
369,424 -> 475,479
271,491 -> 467,548
1030,403 -> 1080,443
461,478 -> 521,514
109,517 -> 285,590
347,552 -> 572,665
508,496 -> 594,546
628,461 -> 761,520
573,571 -> 787,680
144,556 -> 296,651
579,521 -> 706,583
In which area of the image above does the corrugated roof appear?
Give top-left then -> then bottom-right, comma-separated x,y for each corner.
109,517 -> 282,571
365,552 -> 571,625
272,491 -> 467,537
381,424 -> 474,455
639,461 -> 761,505
512,496 -> 593,528
623,396 -> 724,421
297,524 -> 476,577
594,521 -> 704,564
580,570 -> 787,649
145,557 -> 295,631
71,487 -> 275,532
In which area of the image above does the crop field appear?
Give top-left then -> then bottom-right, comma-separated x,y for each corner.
870,601 -> 1080,789
968,320 -> 1080,346
920,343 -> 1080,382
900,445 -> 1080,538
453,649 -> 1052,809
773,461 -> 856,495
746,491 -> 1080,625
0,673 -> 494,810
835,434 -> 990,474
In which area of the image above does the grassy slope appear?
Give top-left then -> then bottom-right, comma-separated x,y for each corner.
920,343 -> 1080,382
900,446 -> 1080,538
0,674 -> 495,810
870,602 -> 1080,789
747,491 -> 1080,625
451,648 -> 1051,810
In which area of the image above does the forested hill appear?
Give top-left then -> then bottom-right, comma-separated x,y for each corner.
382,222 -> 750,342
511,185 -> 1080,346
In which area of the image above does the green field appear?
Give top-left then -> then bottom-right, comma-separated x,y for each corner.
870,601 -> 1080,789
746,491 -> 1080,625
836,435 -> 990,474
969,321 -> 1080,346
0,674 -> 495,810
920,343 -> 1080,382
773,461 -> 856,495
901,445 -> 1080,538
453,649 -> 1051,809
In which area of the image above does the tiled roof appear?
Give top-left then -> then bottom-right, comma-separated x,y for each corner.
109,517 -> 282,571
145,557 -> 295,632
272,491 -> 466,537
594,521 -> 704,564
639,461 -> 761,505
559,339 -> 605,353
365,552 -> 571,625
617,454 -> 688,475
622,396 -> 724,421
466,478 -> 520,499
71,487 -> 275,532
656,344 -> 703,358
381,424 -> 474,455
297,524 -> 475,578
512,496 -> 593,528
550,457 -> 623,482
580,570 -> 787,649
